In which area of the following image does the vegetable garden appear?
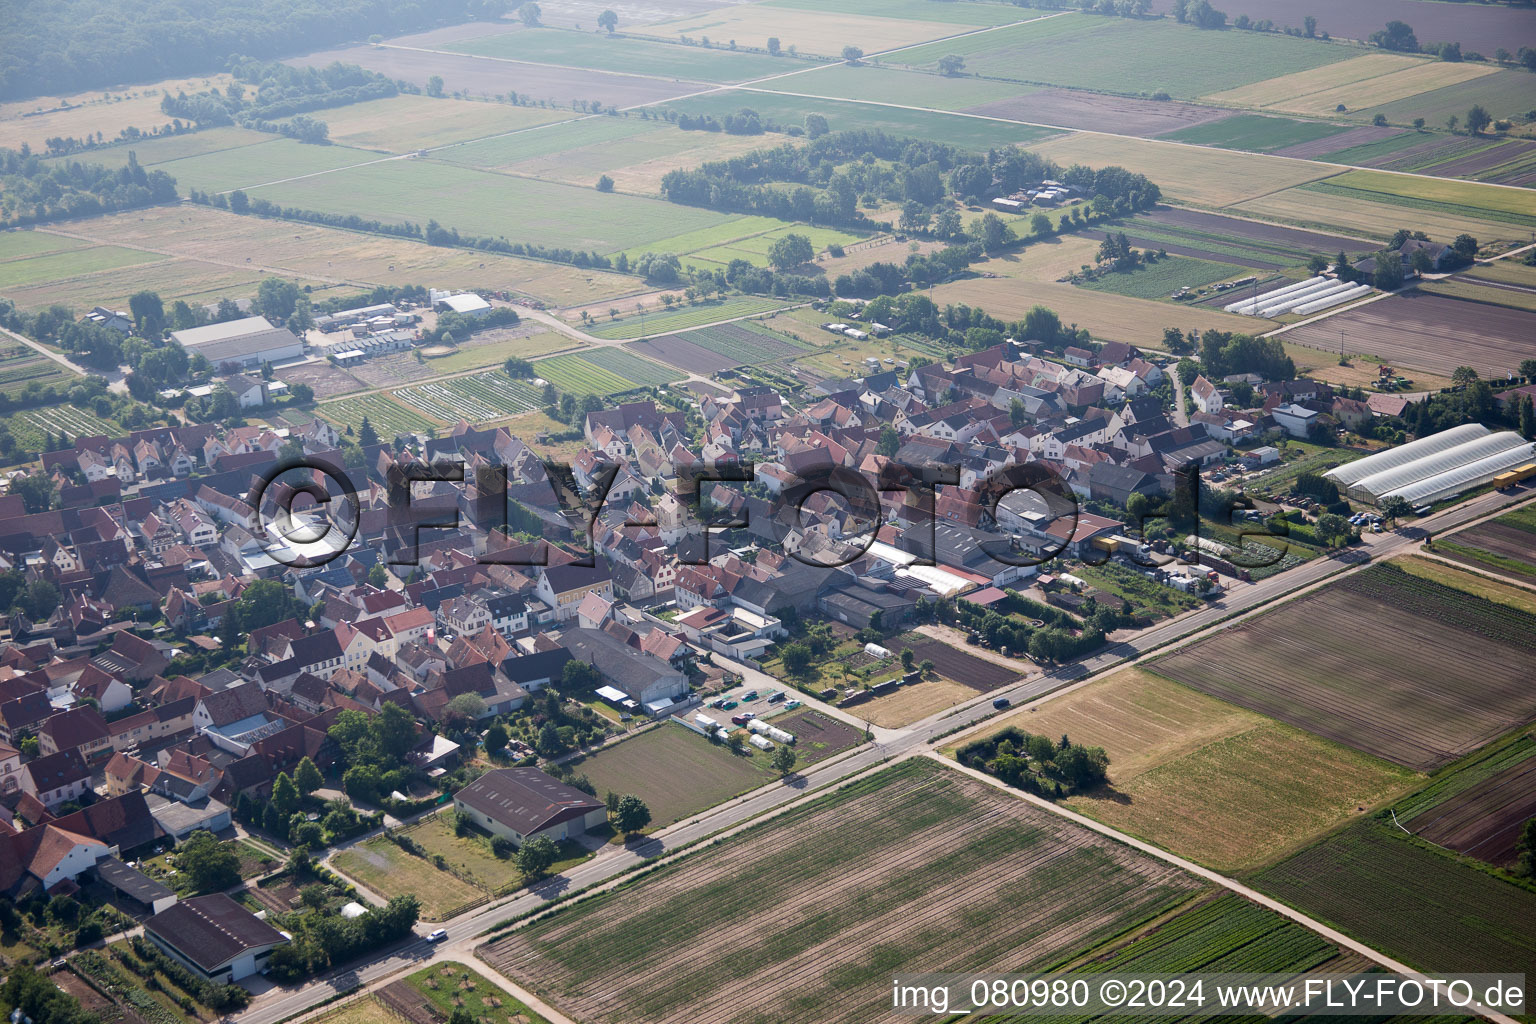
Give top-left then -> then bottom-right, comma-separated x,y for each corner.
392,372 -> 544,424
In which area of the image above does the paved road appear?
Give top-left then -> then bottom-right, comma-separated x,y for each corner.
235,484 -> 1534,1024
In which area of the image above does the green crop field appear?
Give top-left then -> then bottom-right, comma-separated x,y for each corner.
435,116 -> 659,171
1078,255 -> 1246,299
1,404 -> 116,453
764,0 -> 1029,25
1302,169 -> 1536,228
533,348 -> 679,392
582,295 -> 792,340
41,126 -> 273,173
1161,113 -> 1352,153
0,230 -> 89,260
688,223 -> 867,269
156,138 -> 383,193
765,64 -> 1030,111
320,392 -> 441,436
1363,69 -> 1536,127
482,759 -> 1203,1024
0,244 -> 165,288
1256,818 -> 1536,980
561,723 -> 776,826
246,158 -> 735,254
888,14 -> 1350,98
447,28 -> 790,84
392,372 -> 545,423
571,346 -> 681,386
662,91 -> 1061,151
0,346 -> 77,397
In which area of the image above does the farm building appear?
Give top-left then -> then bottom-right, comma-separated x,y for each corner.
434,292 -> 492,317
144,893 -> 288,982
452,767 -> 606,847
170,316 -> 303,370
1325,423 -> 1536,505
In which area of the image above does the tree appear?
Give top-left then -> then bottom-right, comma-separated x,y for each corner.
937,54 -> 966,76
1413,117 -> 1426,130
1521,395 -> 1536,441
129,290 -> 165,336
597,8 -> 618,33
536,720 -> 563,756
1030,212 -> 1053,238
294,756 -> 324,795
1370,20 -> 1418,52
596,174 -> 614,192
1315,512 -> 1352,547
446,692 -> 485,723
271,772 -> 300,817
176,830 -> 240,893
1379,495 -> 1412,524
1466,104 -> 1492,134
1516,816 -> 1536,878
1446,113 -> 1459,133
290,382 -> 314,404
519,1 -> 541,25
485,722 -> 509,754
1303,14 -> 1317,37
919,658 -> 935,678
255,277 -> 301,322
516,834 -> 559,878
969,211 -> 1014,252
238,579 -> 298,630
358,416 -> 380,447
770,743 -> 798,775
841,45 -> 864,62
1161,327 -> 1191,355
780,641 -> 814,676
767,233 -> 814,271
1520,358 -> 1536,381
1452,233 -> 1478,261
876,425 -> 900,456
1185,0 -> 1226,28
1451,365 -> 1481,388
611,794 -> 652,834
12,474 -> 56,514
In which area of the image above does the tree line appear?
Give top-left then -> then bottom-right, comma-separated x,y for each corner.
0,147 -> 176,228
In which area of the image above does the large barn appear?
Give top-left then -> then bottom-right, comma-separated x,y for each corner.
171,316 -> 303,370
1326,423 -> 1536,506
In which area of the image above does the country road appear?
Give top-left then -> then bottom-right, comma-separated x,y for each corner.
233,482 -> 1536,1024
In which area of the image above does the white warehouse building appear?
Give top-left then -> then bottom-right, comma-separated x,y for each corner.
1326,423 -> 1536,505
170,316 -> 303,370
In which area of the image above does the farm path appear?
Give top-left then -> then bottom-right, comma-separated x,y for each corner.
1413,545 -> 1536,596
0,321 -> 119,386
1173,360 -> 1190,426
231,485 -> 1536,1024
931,752 -> 1524,1024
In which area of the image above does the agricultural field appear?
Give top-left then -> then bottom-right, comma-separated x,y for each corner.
638,6 -> 985,57
1256,817 -> 1536,982
437,115 -> 668,172
581,295 -> 791,340
927,274 -> 1267,346
766,64 -> 1029,113
244,157 -> 735,255
979,667 -> 1419,872
909,640 -> 1019,691
0,404 -> 118,453
0,74 -> 231,151
1282,290 -> 1536,378
662,91 -> 1061,151
0,346 -> 78,397
492,124 -> 780,195
482,759 -> 1204,1024
1206,55 -> 1496,119
563,722 -> 777,827
1435,502 -> 1536,583
1360,69 -> 1536,131
1239,180 -> 1527,243
0,229 -> 89,260
419,330 -> 572,374
1402,735 -> 1536,870
1159,113 -> 1352,154
771,708 -> 864,764
43,126 -> 275,175
447,28 -> 790,83
971,88 -> 1232,138
859,677 -> 982,729
533,349 -> 679,394
1303,169 -> 1536,229
764,0 -> 1029,26
0,243 -> 166,289
1024,132 -> 1331,207
686,224 -> 868,271
286,42 -> 701,111
1420,273 -> 1536,314
0,255 -> 280,312
273,359 -> 367,401
1153,562 -> 1536,772
625,320 -> 805,371
320,392 -> 442,436
891,15 -> 1350,98
393,371 -> 546,423
1077,256 -> 1246,300
154,138 -> 384,194
319,95 -> 567,152
296,996 -> 396,1024
400,963 -> 549,1024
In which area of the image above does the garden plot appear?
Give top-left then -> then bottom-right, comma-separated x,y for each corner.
393,372 -> 544,423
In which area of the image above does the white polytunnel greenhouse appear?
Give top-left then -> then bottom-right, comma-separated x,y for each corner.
1326,424 -> 1536,505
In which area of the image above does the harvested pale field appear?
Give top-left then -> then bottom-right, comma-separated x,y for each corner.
504,127 -> 781,194
0,255 -> 283,312
32,206 -> 646,307
859,677 -> 980,728
1281,339 -> 1454,393
46,126 -> 275,174
1153,562 -> 1536,771
1024,132 -> 1330,207
448,28 -> 789,83
482,759 -> 1203,1024
1208,56 -> 1494,118
992,667 -> 1419,872
968,88 -> 1235,136
0,74 -> 230,151
765,0 -> 1029,26
973,233 -> 1103,280
1283,290 -> 1536,378
320,95 -> 568,152
637,7 -> 976,57
285,43 -> 703,109
1234,187 -> 1518,244
928,275 -> 1266,346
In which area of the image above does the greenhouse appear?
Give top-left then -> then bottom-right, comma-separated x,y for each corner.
1328,425 -> 1536,504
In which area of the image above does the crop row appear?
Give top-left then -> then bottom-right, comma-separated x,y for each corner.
23,404 -> 114,437
1339,563 -> 1536,652
675,323 -> 803,364
322,394 -> 437,437
393,372 -> 543,424
532,355 -> 633,396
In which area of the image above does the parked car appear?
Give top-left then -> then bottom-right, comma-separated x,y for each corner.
731,712 -> 757,726
427,929 -> 448,943
767,691 -> 785,704
722,700 -> 738,710
784,700 -> 802,710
